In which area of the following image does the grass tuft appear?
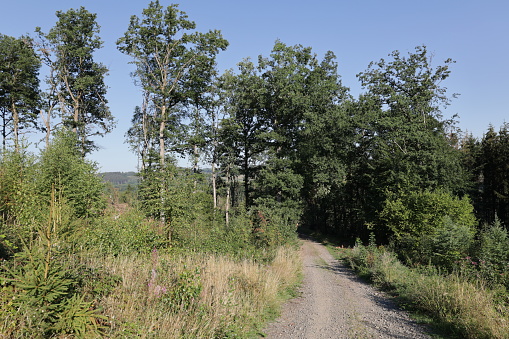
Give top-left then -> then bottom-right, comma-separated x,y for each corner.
332,243 -> 509,339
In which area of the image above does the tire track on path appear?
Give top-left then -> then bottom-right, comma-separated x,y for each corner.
263,239 -> 433,338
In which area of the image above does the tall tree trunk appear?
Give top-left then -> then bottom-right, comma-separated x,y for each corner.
159,106 -> 167,225
40,109 -> 51,149
1,110 -> 7,151
212,161 -> 217,208
244,153 -> 249,209
12,104 -> 19,153
225,166 -> 230,227
193,144 -> 199,190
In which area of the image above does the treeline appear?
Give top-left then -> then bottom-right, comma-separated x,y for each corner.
115,3 -> 507,247
2,1 -> 509,246
1,0 -> 509,336
1,0 -> 508,257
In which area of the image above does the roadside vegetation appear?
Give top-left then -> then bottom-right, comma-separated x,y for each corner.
326,225 -> 509,339
2,1 -> 509,338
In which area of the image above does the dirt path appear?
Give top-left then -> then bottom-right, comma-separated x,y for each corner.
263,239 -> 433,338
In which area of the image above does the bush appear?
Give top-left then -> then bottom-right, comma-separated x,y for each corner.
80,207 -> 166,255
474,218 -> 509,287
430,217 -> 475,269
343,242 -> 509,339
0,193 -> 106,337
36,129 -> 106,219
0,148 -> 41,258
381,190 -> 476,266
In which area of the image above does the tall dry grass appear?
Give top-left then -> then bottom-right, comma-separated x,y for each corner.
342,244 -> 509,339
86,246 -> 301,338
408,273 -> 509,339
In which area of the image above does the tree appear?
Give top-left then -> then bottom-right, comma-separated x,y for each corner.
476,124 -> 509,226
36,128 -> 105,219
36,7 -> 114,155
218,60 -> 267,208
118,1 -> 227,223
0,34 -> 41,151
352,46 -> 468,240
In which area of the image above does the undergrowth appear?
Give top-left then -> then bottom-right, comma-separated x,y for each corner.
95,245 -> 301,338
330,240 -> 509,339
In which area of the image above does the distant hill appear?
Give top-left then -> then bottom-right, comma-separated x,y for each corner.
99,168 -> 214,191
100,171 -> 139,191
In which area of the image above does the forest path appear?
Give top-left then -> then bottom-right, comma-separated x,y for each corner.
263,239 -> 433,338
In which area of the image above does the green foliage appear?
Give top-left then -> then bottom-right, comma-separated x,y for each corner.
380,190 -> 476,266
341,243 -> 509,339
37,129 -> 106,219
0,34 -> 41,150
381,189 -> 476,239
159,267 -> 203,312
473,218 -> 509,287
0,189 -> 106,337
475,124 -> 509,226
341,46 -> 469,242
0,148 -> 41,257
251,205 -> 299,248
81,207 -> 165,255
430,217 -> 475,269
37,6 -> 114,155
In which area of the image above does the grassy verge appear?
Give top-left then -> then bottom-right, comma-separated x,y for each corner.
1,245 -> 301,338
328,242 -> 509,339
87,246 -> 300,338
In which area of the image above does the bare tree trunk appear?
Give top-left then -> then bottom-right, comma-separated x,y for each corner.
142,92 -> 150,172
212,161 -> 217,208
1,111 -> 7,151
159,106 -> 167,225
193,144 -> 199,190
40,110 -> 51,149
12,104 -> 19,153
244,154 -> 249,208
225,167 -> 230,227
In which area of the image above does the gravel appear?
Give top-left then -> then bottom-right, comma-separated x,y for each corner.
263,239 -> 434,338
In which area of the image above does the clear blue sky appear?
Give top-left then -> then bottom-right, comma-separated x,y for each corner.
2,0 -> 508,172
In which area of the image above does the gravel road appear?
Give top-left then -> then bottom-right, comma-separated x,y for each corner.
263,239 -> 433,338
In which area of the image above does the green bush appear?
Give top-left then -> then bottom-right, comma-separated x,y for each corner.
81,208 -> 166,255
381,189 -> 476,239
381,190 -> 476,266
475,218 -> 509,287
0,148 -> 41,258
36,129 -> 106,219
343,242 -> 509,339
0,192 -> 107,337
430,217 -> 475,269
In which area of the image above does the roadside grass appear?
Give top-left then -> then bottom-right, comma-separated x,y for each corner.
80,245 -> 302,338
327,242 -> 509,339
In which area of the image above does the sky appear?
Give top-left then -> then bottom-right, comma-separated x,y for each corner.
2,0 -> 508,172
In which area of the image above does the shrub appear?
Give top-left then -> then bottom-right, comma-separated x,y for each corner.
0,192 -> 106,337
0,148 -> 41,258
36,129 -> 106,219
343,242 -> 509,339
80,207 -> 166,255
430,216 -> 475,269
381,190 -> 476,266
475,218 -> 509,287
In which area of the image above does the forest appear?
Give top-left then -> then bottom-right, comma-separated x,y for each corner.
1,1 -> 509,337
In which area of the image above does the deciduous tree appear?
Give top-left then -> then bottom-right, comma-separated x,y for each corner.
0,34 -> 41,151
118,1 -> 227,223
37,7 -> 114,155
